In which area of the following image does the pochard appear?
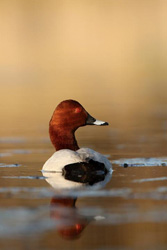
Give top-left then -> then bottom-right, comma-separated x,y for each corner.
42,100 -> 112,172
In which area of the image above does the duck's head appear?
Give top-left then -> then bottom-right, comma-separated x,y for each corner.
49,100 -> 108,151
50,99 -> 108,131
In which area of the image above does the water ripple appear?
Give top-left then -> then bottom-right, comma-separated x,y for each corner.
2,176 -> 45,179
0,163 -> 21,168
113,157 -> 167,167
0,185 -> 167,201
133,177 -> 167,183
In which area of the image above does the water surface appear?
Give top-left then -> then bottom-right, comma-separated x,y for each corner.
0,126 -> 167,250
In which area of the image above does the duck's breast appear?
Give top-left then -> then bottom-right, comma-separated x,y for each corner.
42,149 -> 82,172
77,148 -> 112,171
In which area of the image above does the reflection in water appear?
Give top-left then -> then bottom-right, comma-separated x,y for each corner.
43,164 -> 112,240
50,197 -> 88,240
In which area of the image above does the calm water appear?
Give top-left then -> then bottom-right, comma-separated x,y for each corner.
1,118 -> 167,250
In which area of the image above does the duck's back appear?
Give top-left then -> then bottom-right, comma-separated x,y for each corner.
42,149 -> 82,172
77,148 -> 112,171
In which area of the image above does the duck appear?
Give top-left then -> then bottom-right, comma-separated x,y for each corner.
42,100 -> 112,173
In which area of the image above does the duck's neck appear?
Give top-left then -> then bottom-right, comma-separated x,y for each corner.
49,125 -> 79,151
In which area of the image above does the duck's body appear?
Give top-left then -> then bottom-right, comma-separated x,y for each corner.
43,147 -> 111,172
42,100 -> 112,173
43,149 -> 82,172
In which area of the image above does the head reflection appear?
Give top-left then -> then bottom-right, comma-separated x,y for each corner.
50,196 -> 88,240
42,163 -> 112,240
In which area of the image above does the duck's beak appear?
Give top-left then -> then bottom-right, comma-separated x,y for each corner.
86,113 -> 109,126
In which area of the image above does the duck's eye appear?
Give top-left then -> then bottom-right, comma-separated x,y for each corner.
74,107 -> 82,114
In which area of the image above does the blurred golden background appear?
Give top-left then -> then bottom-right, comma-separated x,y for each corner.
1,0 -> 167,138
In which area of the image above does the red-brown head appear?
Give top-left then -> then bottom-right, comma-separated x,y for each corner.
50,100 -> 88,131
49,100 -> 108,151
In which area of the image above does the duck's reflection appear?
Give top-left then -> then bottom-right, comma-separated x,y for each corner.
50,196 -> 88,240
42,164 -> 112,240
